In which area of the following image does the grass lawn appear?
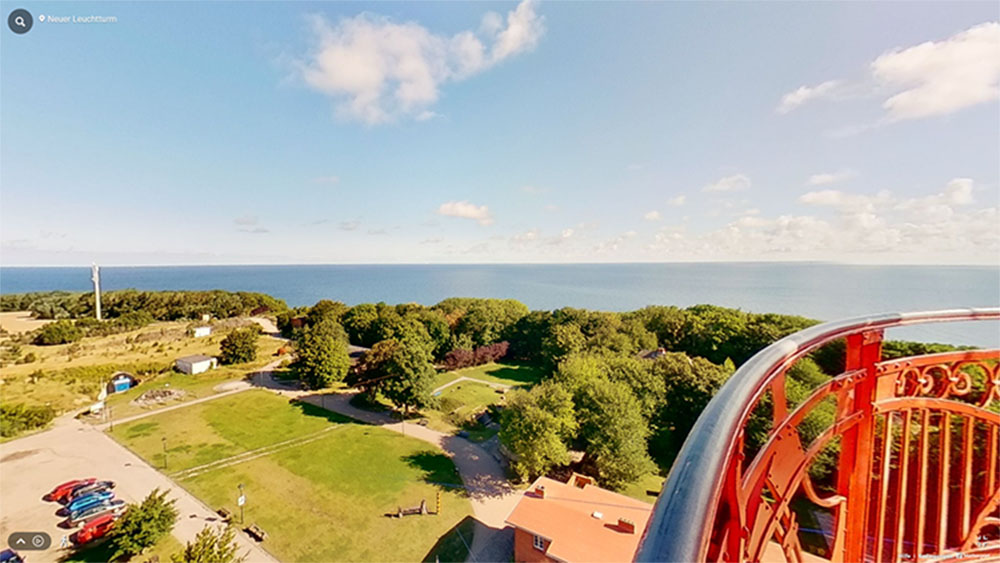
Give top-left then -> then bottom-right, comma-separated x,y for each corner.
432,362 -> 547,390
110,391 -> 475,562
619,472 -> 665,504
60,531 -> 183,563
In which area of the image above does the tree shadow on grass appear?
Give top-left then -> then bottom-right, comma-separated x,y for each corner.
421,515 -> 477,563
482,362 -> 545,385
290,399 -> 354,424
402,451 -> 466,491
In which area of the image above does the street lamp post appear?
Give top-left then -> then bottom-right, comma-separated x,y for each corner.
162,437 -> 168,470
238,483 -> 245,525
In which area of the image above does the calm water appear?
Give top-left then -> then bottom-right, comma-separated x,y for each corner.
1,263 -> 997,347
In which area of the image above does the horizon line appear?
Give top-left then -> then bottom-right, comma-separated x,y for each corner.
1,260 -> 998,269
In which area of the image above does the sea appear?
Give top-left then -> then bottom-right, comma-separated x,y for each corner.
1,263 -> 998,347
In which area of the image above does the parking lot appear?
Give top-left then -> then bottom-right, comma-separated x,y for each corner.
0,415 -> 276,563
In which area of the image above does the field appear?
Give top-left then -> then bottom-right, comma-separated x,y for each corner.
432,362 -> 546,389
0,320 -> 283,416
110,391 -> 475,562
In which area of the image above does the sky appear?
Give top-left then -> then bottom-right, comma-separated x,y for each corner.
1,1 -> 998,266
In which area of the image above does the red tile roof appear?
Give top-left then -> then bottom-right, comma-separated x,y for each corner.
504,475 -> 654,562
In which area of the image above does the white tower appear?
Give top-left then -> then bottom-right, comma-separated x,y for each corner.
91,263 -> 102,321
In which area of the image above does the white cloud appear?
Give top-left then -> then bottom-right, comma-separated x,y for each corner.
512,228 -> 539,242
779,22 -> 1000,122
643,210 -> 661,221
777,80 -> 842,114
415,110 -> 440,121
642,178 -> 996,262
806,170 -> 855,186
873,22 -> 1000,120
667,195 -> 686,207
339,220 -> 361,231
299,0 -> 545,124
312,175 -> 340,184
560,228 -> 574,239
520,185 -> 546,194
799,189 -> 892,212
437,201 -> 494,225
703,174 -> 751,193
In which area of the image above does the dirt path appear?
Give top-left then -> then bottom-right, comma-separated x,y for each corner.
0,418 -> 278,563
432,375 -> 513,395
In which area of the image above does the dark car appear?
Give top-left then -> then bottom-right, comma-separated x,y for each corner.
66,481 -> 115,503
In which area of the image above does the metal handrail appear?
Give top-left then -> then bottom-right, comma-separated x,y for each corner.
635,307 -> 1000,562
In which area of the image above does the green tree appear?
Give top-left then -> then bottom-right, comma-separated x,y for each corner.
219,327 -> 259,365
499,382 -> 577,481
295,319 -> 351,389
576,379 -> 655,489
171,524 -> 245,563
106,488 -> 178,560
541,323 -> 586,366
649,351 -> 734,465
379,340 -> 438,416
33,320 -> 83,345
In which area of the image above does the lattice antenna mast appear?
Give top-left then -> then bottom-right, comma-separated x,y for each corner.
91,263 -> 102,321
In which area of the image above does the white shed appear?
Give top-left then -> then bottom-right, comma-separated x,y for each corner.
192,326 -> 212,338
175,354 -> 218,375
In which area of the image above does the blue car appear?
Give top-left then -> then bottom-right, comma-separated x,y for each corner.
67,490 -> 114,514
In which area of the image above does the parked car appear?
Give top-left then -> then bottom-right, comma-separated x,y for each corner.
66,481 -> 115,503
46,478 -> 96,502
67,500 -> 126,527
74,513 -> 119,545
66,490 -> 114,514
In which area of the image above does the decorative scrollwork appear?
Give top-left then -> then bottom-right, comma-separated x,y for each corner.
881,352 -> 999,407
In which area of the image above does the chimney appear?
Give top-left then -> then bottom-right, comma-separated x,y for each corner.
618,518 -> 635,534
535,485 -> 546,499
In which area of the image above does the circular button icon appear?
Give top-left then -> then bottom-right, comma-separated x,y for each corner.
31,535 -> 44,548
8,8 -> 33,34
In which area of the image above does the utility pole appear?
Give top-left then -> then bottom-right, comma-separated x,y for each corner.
91,263 -> 102,321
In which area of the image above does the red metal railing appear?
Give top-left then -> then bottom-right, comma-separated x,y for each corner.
637,308 -> 1000,562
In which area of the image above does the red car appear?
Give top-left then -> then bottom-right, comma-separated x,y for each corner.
45,478 -> 96,503
74,513 -> 118,545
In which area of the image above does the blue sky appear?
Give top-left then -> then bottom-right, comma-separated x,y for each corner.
1,1 -> 997,265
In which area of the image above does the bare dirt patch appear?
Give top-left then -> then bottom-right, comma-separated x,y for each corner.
0,311 -> 52,335
131,388 -> 189,407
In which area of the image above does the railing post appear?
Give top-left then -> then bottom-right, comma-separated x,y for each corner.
837,329 -> 883,562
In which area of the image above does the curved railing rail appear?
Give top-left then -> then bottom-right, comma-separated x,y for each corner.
636,308 -> 1000,563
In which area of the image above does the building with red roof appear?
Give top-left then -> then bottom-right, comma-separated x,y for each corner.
504,473 -> 654,563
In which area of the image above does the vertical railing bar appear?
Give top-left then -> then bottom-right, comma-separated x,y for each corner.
960,417 -> 973,541
893,409 -> 913,563
936,412 -> 951,551
988,425 -> 998,503
915,409 -> 931,561
876,413 -> 895,561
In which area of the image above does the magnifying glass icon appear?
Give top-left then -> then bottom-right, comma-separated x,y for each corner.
14,16 -> 25,27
